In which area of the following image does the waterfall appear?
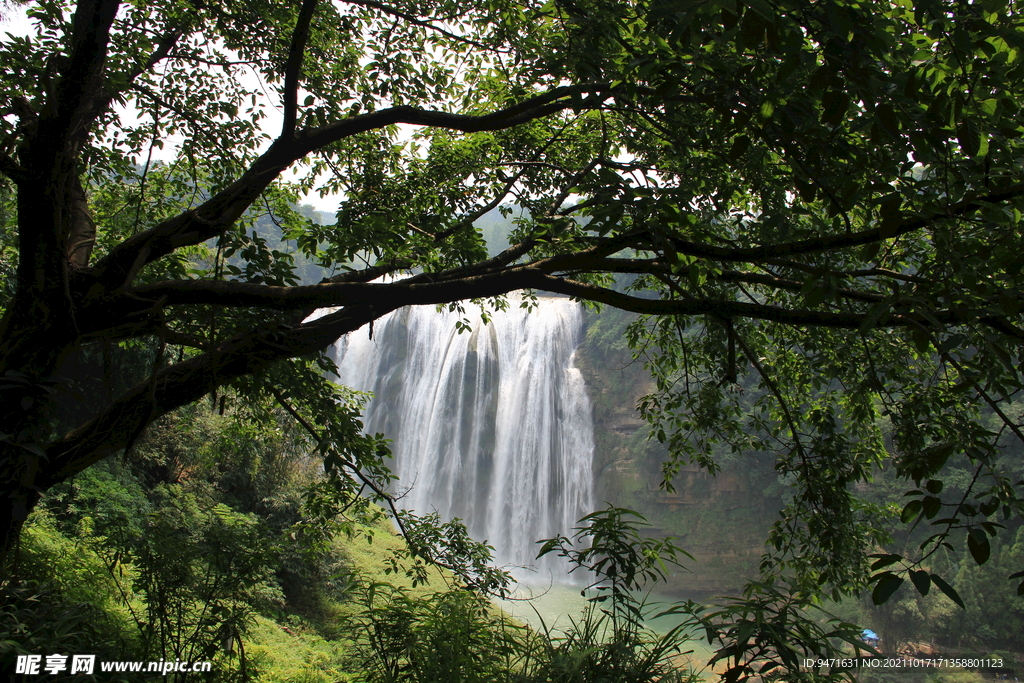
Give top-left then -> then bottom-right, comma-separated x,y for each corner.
330,296 -> 595,579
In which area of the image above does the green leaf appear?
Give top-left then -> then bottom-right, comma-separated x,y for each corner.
859,301 -> 892,333
958,120 -> 981,157
907,443 -> 955,481
821,89 -> 850,126
910,570 -> 930,596
900,499 -> 922,524
936,334 -> 967,354
804,285 -> 827,307
922,495 -> 942,519
968,528 -> 991,565
862,241 -> 881,261
876,104 -> 900,139
976,132 -> 990,158
871,572 -> 903,605
870,553 -> 903,570
795,178 -> 816,203
728,135 -> 751,160
741,11 -> 766,46
930,574 -> 965,609
878,193 -> 903,237
824,2 -> 853,37
744,0 -> 777,22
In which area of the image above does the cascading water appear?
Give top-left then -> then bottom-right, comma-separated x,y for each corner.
330,296 -> 594,580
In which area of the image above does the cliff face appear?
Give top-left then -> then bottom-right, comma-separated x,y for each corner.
575,310 -> 782,599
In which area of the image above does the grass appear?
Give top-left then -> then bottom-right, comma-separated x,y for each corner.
245,615 -> 354,683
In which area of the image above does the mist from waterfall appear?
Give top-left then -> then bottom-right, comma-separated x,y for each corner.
330,296 -> 594,580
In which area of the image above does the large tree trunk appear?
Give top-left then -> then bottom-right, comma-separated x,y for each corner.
0,157 -> 84,574
0,481 -> 40,573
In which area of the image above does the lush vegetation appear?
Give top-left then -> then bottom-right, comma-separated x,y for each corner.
578,308 -> 1024,656
2,397 -> 712,681
4,0 -> 1024,679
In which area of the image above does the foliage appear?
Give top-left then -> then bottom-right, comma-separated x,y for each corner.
945,526 -> 1024,647
0,581 -> 130,683
384,510 -> 513,596
345,508 -> 703,683
2,399 -> 375,681
687,579 -> 869,683
128,486 -> 282,667
244,615 -> 352,683
533,507 -> 699,683
0,508 -> 135,678
3,0 -> 1024,674
344,582 -> 526,683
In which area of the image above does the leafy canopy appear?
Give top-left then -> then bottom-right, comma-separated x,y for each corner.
1,0 -> 1024,659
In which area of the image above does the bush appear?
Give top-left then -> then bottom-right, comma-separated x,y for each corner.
0,581 -> 132,683
345,582 -> 527,683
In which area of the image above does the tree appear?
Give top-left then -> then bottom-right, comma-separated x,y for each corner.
2,0 -> 1024,638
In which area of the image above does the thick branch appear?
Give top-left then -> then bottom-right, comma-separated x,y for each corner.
49,0 -> 121,140
88,83 -> 611,290
41,267 -> 560,484
39,305 -> 376,487
39,246 -> 1024,489
67,173 -> 96,268
132,266 -> 550,310
296,84 -> 610,149
126,263 -> 1001,334
527,273 -> 998,329
657,183 -> 1024,262
281,0 -> 319,137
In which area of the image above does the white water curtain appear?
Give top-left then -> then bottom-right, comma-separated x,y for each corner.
331,297 -> 595,579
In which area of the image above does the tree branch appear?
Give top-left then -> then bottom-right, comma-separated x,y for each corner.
49,0 -> 121,141
66,173 -> 96,267
39,303 -> 380,487
87,83 -> 611,291
138,27 -> 183,74
526,272 -> 998,330
626,183 -> 1024,263
266,383 -> 402,525
121,259 -> 1006,337
341,0 -> 506,52
41,267 -> 563,484
430,117 -> 587,242
35,262 -> 1024,492
296,84 -> 611,149
548,256 -> 886,303
130,265 -> 552,310
281,0 -> 319,137
85,22 -> 189,123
